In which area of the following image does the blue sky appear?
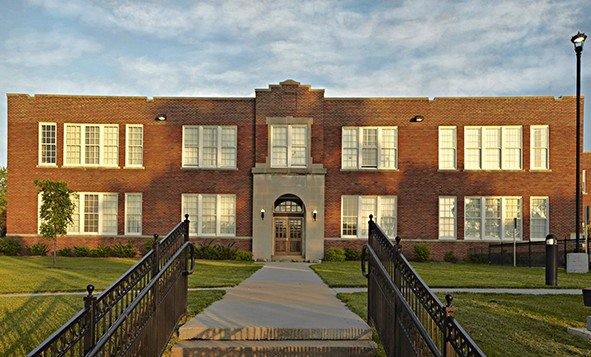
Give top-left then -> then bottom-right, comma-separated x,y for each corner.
1,0 -> 590,168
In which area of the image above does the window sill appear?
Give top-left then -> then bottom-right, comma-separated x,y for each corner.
340,168 -> 399,172
124,166 -> 145,170
181,166 -> 238,171
437,169 -> 459,172
529,169 -> 552,172
36,164 -> 58,168
463,169 -> 525,172
62,165 -> 121,169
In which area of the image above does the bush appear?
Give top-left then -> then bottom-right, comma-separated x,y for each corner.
466,252 -> 489,264
73,246 -> 92,257
344,247 -> 362,261
0,237 -> 22,256
443,251 -> 458,263
234,249 -> 253,261
412,244 -> 430,262
57,247 -> 74,257
112,243 -> 137,258
195,241 -> 240,260
93,245 -> 112,257
324,248 -> 346,262
143,238 -> 156,254
28,243 -> 49,256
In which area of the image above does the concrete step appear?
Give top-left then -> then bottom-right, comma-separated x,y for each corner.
178,325 -> 373,341
171,340 -> 377,357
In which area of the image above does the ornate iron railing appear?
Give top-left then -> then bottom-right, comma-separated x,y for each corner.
362,215 -> 485,357
28,215 -> 195,357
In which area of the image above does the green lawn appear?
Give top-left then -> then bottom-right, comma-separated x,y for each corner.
339,292 -> 591,356
312,261 -> 591,288
188,260 -> 262,287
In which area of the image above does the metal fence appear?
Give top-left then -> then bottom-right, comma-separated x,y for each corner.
488,238 -> 581,267
28,215 -> 195,357
362,215 -> 485,357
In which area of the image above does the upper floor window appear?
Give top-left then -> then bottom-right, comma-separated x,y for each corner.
271,125 -> 307,167
182,126 -> 237,169
64,192 -> 118,235
182,194 -> 236,236
126,125 -> 143,167
464,196 -> 522,240
464,126 -> 522,170
38,123 -> 57,166
530,125 -> 549,170
64,124 -> 119,167
341,195 -> 397,238
342,127 -> 397,170
438,127 -> 456,170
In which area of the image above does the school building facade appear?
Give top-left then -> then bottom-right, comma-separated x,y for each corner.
6,80 -> 585,261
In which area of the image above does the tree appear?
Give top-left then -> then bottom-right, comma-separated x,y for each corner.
0,167 -> 6,237
35,179 -> 76,266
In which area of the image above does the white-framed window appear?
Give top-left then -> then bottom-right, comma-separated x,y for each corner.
182,126 -> 237,168
56,192 -> 119,235
342,127 -> 397,170
126,125 -> 143,167
181,194 -> 236,236
464,196 -> 522,240
464,126 -> 522,170
530,196 -> 549,240
64,124 -> 119,167
530,125 -> 549,170
341,195 -> 397,238
38,122 -> 57,165
125,193 -> 142,235
583,170 -> 587,194
438,127 -> 456,170
438,196 -> 457,239
270,125 -> 308,168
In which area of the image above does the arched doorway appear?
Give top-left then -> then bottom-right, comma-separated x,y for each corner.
273,195 -> 304,256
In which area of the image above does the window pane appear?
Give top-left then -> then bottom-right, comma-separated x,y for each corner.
438,127 -> 456,170
359,197 -> 376,237
183,127 -> 199,166
103,126 -> 118,166
182,195 -> 198,234
221,127 -> 236,167
102,194 -> 118,234
84,194 -> 99,233
342,196 -> 358,236
342,128 -> 358,168
361,129 -> 378,168
439,197 -> 456,238
85,126 -> 100,165
126,194 -> 142,234
272,126 -> 288,166
483,128 -> 501,169
465,197 -> 481,238
219,195 -> 235,235
127,126 -> 143,166
201,195 -> 217,235
531,127 -> 549,170
40,124 -> 57,164
202,127 -> 218,167
531,197 -> 549,239
380,128 -> 397,169
484,198 -> 501,238
379,196 -> 397,237
67,194 -> 80,233
503,198 -> 521,239
66,125 -> 81,165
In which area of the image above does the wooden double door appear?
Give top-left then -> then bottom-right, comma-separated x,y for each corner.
273,217 -> 303,255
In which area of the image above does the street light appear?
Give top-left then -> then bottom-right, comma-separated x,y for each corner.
572,31 -> 587,253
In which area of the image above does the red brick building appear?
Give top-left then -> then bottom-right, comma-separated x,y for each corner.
6,80 -> 584,260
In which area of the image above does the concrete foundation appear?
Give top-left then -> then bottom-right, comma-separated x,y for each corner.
566,252 -> 589,273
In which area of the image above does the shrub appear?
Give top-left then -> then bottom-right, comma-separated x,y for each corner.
234,249 -> 253,261
344,247 -> 362,261
28,243 -> 49,256
73,246 -> 92,257
143,238 -> 156,254
195,241 -> 239,260
412,244 -> 430,262
0,237 -> 22,256
324,248 -> 346,262
443,251 -> 458,263
466,252 -> 488,264
112,243 -> 137,258
93,245 -> 112,258
57,247 -> 74,257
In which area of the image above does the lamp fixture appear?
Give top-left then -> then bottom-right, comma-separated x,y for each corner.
571,32 -> 587,52
155,114 -> 167,121
312,209 -> 318,221
410,115 -> 424,122
260,209 -> 265,220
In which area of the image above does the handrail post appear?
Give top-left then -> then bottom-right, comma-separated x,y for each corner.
443,294 -> 456,357
83,284 -> 96,354
184,214 -> 190,243
152,234 -> 160,277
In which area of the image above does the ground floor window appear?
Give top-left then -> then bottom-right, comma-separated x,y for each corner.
438,196 -> 457,239
125,193 -> 142,235
530,197 -> 549,240
464,196 -> 521,240
60,192 -> 118,235
341,195 -> 397,238
182,194 -> 236,236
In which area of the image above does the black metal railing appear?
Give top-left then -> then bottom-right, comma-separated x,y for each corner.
488,238 -> 580,267
28,215 -> 195,357
362,215 -> 485,357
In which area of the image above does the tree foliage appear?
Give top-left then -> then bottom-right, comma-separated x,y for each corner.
34,179 -> 76,265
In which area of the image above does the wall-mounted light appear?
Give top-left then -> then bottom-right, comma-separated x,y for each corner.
260,209 -> 265,220
155,114 -> 167,121
410,115 -> 424,122
312,209 -> 318,221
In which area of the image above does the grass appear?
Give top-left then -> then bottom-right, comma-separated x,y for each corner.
338,292 -> 591,356
311,261 -> 591,288
188,260 -> 262,288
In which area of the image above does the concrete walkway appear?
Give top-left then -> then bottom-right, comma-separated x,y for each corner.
173,262 -> 376,356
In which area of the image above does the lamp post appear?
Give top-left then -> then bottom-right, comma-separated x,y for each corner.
572,31 -> 587,253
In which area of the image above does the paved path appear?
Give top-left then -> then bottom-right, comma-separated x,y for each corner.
334,287 -> 583,295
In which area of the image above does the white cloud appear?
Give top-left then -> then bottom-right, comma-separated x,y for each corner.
3,30 -> 101,67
